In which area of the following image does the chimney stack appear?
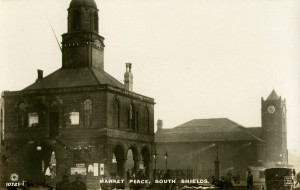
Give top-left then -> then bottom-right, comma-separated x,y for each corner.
36,69 -> 43,82
157,119 -> 163,131
124,63 -> 133,91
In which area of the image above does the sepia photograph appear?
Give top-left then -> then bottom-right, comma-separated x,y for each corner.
0,0 -> 300,189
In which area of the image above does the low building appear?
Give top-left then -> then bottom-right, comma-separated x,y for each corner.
155,90 -> 288,180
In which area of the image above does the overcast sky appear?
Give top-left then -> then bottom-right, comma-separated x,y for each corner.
0,0 -> 299,151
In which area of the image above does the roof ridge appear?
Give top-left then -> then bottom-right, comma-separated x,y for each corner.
88,67 -> 101,85
23,68 -> 62,90
224,119 -> 264,142
235,125 -> 264,142
90,67 -> 124,88
175,118 -> 232,128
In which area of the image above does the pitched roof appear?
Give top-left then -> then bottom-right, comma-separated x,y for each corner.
24,67 -> 124,90
155,118 -> 263,143
267,89 -> 279,100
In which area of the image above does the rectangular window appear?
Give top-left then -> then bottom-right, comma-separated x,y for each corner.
28,112 -> 39,127
70,112 -> 80,125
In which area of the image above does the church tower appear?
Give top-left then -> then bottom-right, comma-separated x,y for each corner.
62,0 -> 105,70
261,90 -> 288,165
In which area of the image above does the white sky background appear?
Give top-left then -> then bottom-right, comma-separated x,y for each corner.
0,0 -> 299,151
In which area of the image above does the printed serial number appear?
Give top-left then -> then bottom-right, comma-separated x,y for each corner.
6,182 -> 21,186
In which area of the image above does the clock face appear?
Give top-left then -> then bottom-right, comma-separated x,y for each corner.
267,105 -> 276,114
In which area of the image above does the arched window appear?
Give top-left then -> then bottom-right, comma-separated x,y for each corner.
83,99 -> 92,126
129,104 -> 132,129
128,104 -> 138,131
113,99 -> 120,128
135,110 -> 139,131
73,10 -> 81,30
128,104 -> 134,130
18,103 -> 27,128
145,108 -> 150,133
94,12 -> 98,31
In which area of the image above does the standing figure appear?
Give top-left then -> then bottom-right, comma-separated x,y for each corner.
225,171 -> 233,188
246,171 -> 253,190
295,172 -> 300,186
127,169 -> 131,183
163,170 -> 171,190
56,175 -> 72,190
71,175 -> 86,190
129,172 -> 135,190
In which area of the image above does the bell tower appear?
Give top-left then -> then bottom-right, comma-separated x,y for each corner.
62,0 -> 105,70
261,90 -> 288,165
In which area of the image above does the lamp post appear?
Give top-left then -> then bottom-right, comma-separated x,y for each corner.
153,151 -> 158,180
214,145 -> 220,180
164,151 -> 168,170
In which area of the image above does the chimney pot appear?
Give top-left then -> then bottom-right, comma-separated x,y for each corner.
124,63 -> 133,91
157,119 -> 163,131
37,69 -> 43,80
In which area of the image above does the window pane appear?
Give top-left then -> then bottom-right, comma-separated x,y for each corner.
70,112 -> 80,125
28,112 -> 39,127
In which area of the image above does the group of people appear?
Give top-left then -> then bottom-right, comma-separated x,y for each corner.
209,171 -> 241,190
56,175 -> 86,190
127,169 -> 146,190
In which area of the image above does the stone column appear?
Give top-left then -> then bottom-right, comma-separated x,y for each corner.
117,159 -> 126,178
134,159 -> 140,175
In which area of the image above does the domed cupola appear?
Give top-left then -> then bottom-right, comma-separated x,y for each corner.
67,0 -> 99,33
69,0 -> 97,9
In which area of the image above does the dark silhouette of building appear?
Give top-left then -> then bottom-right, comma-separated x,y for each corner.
261,90 -> 288,165
155,90 -> 288,179
0,0 -> 154,188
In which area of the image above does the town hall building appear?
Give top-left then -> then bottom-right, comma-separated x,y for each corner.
0,0 -> 155,188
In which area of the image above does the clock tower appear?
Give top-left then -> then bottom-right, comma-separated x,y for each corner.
261,90 -> 288,165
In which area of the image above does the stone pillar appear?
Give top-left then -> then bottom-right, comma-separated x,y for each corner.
134,160 -> 140,175
145,160 -> 151,180
117,159 -> 126,178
